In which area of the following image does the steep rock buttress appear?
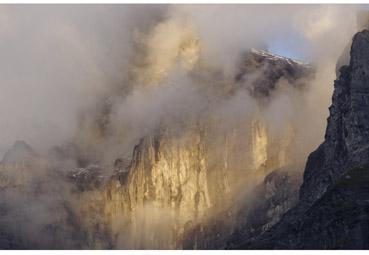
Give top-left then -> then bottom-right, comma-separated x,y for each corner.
239,29 -> 369,249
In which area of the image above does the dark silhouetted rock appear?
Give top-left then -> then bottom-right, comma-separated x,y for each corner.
238,29 -> 369,249
236,49 -> 314,98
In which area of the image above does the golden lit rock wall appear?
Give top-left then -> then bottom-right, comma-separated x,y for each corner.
101,118 -> 295,248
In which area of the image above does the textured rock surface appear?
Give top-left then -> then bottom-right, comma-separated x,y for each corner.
67,165 -> 105,191
102,128 -> 224,249
95,50 -> 313,249
300,30 -> 369,205
243,165 -> 369,249
239,29 -> 369,249
0,49 -> 313,249
182,166 -> 302,249
236,49 -> 313,98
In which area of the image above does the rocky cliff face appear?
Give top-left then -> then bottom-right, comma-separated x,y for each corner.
181,166 -> 302,249
236,49 -> 312,98
101,121 -> 299,249
238,29 -> 369,249
0,49 -> 313,249
103,128 -> 214,249
300,30 -> 369,205
97,50 -> 312,249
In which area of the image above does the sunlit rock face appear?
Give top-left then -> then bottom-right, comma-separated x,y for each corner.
100,121 -> 299,248
251,120 -> 268,170
29,43 -> 311,249
103,128 -> 213,248
0,48 -> 312,249
96,49 -> 313,249
0,19 -> 312,248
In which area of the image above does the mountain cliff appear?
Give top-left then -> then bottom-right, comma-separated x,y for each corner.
0,49 -> 313,249
182,166 -> 302,249
96,49 -> 313,249
237,29 -> 369,249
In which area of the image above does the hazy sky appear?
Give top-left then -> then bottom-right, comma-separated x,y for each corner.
0,4 -> 363,159
268,4 -> 369,61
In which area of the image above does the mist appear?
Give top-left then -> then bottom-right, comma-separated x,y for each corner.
0,5 -> 165,156
0,4 -> 358,158
0,4 -> 363,249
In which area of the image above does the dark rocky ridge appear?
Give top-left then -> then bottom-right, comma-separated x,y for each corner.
237,29 -> 369,249
236,49 -> 313,98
